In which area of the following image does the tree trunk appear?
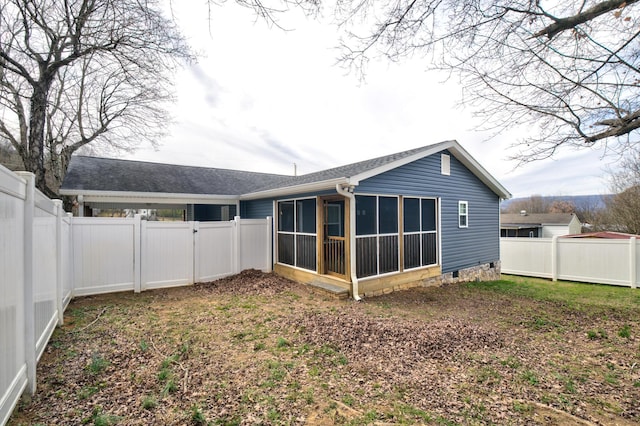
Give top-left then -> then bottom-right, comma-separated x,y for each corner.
27,81 -> 48,193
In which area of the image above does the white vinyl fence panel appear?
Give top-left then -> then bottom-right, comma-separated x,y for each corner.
239,218 -> 273,272
500,237 -> 553,278
33,193 -> 58,361
0,168 -> 27,426
72,218 -> 137,296
196,221 -> 235,282
501,237 -> 639,288
142,221 -> 195,290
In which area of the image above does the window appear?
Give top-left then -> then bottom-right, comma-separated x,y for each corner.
355,195 -> 399,277
403,197 -> 438,269
277,198 -> 316,271
458,201 -> 468,228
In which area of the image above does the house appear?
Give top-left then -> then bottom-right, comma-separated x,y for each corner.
61,140 -> 511,297
500,211 -> 582,238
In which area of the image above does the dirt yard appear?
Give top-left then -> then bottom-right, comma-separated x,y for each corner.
9,271 -> 640,425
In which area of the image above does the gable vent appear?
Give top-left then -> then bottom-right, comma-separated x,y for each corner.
441,153 -> 450,176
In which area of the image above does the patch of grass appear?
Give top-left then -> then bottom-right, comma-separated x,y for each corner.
618,324 -> 631,339
587,329 -> 608,340
78,385 -> 100,400
276,337 -> 290,348
142,395 -> 158,410
139,340 -> 149,352
512,401 -> 533,413
191,405 -> 207,424
392,403 -> 432,422
162,379 -> 178,395
86,354 -> 109,375
266,408 -> 280,422
475,366 -> 501,385
500,356 -> 521,369
474,276 -> 640,311
158,368 -> 171,382
342,394 -> 355,406
253,342 -> 266,351
85,406 -> 120,426
521,370 -> 539,386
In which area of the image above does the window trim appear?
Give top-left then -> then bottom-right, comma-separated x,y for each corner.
458,201 -> 469,228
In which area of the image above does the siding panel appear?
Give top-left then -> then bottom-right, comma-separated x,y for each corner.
356,150 -> 501,273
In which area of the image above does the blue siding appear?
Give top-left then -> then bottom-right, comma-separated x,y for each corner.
356,150 -> 501,273
240,198 -> 274,219
241,190 -> 338,219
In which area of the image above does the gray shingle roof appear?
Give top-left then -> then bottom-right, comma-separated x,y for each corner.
61,142 -> 455,196
500,213 -> 576,226
61,156 -> 291,195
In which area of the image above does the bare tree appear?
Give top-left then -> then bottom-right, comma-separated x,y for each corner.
0,0 -> 193,196
502,195 -> 551,214
335,0 -> 640,163
603,149 -> 640,233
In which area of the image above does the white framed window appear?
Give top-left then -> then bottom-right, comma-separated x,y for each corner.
458,201 -> 468,228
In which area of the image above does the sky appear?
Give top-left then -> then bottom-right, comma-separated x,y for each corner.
126,2 -> 618,199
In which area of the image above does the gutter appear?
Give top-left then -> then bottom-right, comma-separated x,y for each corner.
335,183 -> 362,301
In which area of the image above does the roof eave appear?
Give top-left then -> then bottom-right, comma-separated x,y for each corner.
240,177 -> 350,200
59,189 -> 240,205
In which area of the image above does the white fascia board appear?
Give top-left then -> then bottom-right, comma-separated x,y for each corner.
59,189 -> 239,205
350,140 -> 512,200
240,177 -> 350,200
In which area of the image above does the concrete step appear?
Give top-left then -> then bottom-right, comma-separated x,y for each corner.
308,279 -> 350,299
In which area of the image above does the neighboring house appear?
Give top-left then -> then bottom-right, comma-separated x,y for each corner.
61,140 -> 511,297
500,211 -> 582,238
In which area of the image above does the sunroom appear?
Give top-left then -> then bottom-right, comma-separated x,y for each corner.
273,193 -> 442,297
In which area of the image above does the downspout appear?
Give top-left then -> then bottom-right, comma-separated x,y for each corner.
336,183 -> 362,301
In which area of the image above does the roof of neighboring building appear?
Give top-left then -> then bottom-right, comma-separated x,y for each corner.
60,140 -> 512,200
501,212 -> 578,227
563,231 -> 640,239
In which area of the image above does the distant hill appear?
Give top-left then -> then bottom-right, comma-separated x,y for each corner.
501,194 -> 611,211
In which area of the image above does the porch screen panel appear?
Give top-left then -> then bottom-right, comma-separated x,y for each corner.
277,198 -> 317,271
379,235 -> 399,274
422,233 -> 437,266
278,233 -> 295,266
296,235 -> 316,271
355,195 -> 399,277
403,233 -> 421,269
403,197 -> 438,270
356,236 -> 377,278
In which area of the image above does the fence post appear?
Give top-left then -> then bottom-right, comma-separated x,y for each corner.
551,236 -> 558,282
234,216 -> 241,274
192,221 -> 200,284
266,216 -> 273,272
54,200 -> 64,325
630,237 -> 637,289
16,172 -> 36,395
134,214 -> 142,293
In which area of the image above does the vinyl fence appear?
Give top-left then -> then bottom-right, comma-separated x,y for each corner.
0,166 -> 273,426
501,237 -> 639,288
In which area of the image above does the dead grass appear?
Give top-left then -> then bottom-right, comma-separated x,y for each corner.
8,271 -> 640,425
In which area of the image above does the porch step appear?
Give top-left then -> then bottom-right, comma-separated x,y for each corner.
308,280 -> 350,299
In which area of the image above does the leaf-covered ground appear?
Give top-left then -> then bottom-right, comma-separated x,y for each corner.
9,270 -> 640,425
